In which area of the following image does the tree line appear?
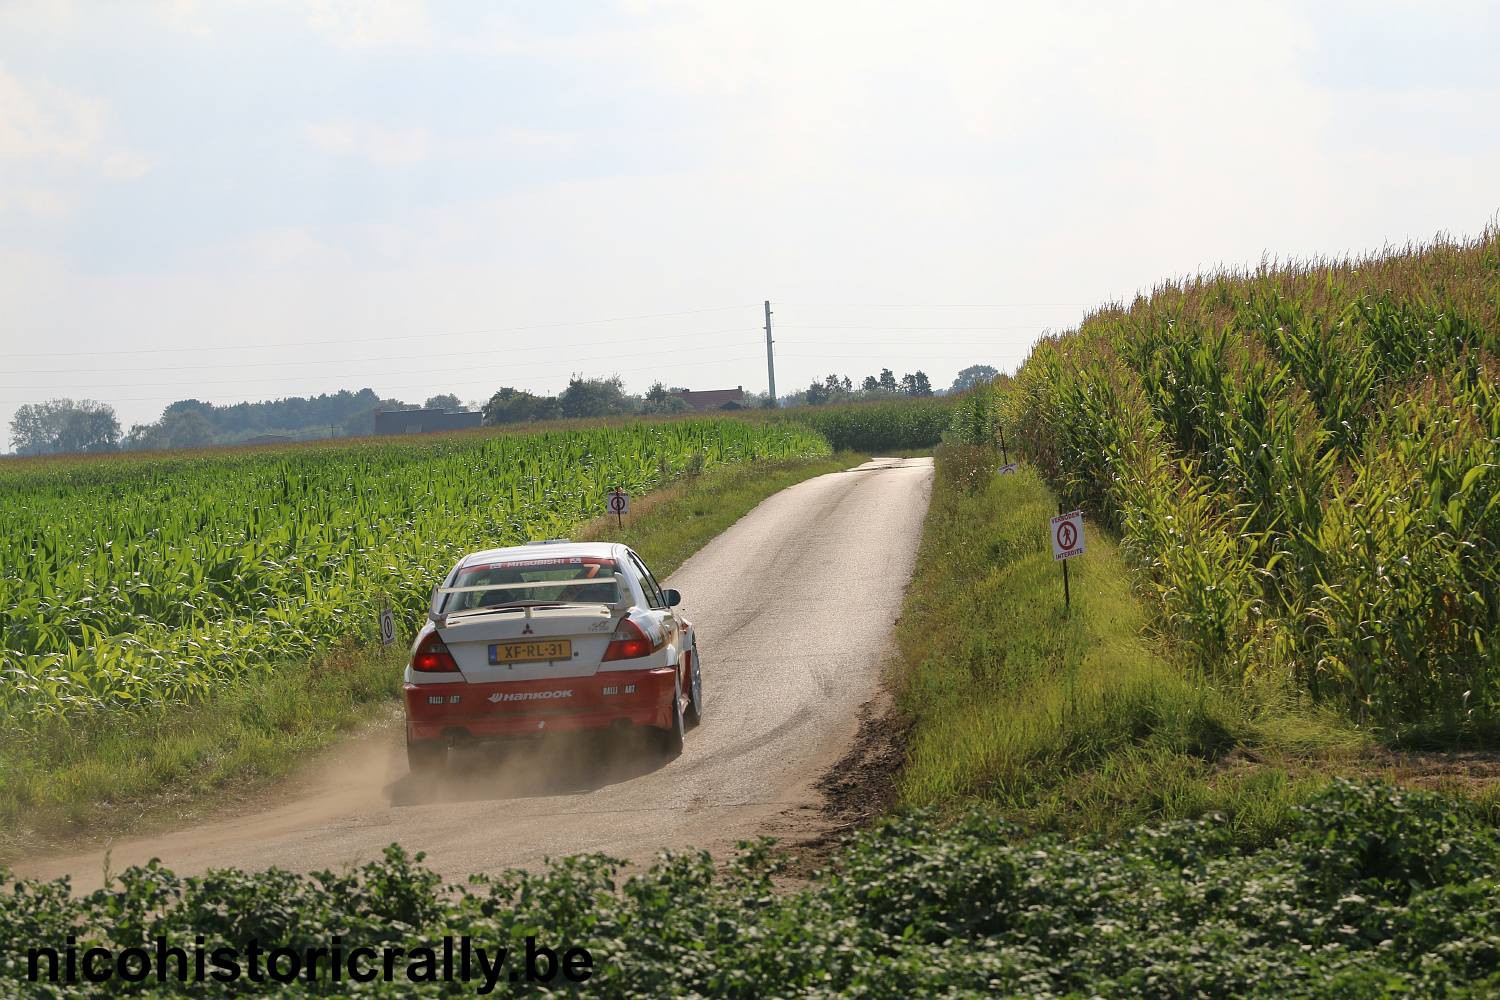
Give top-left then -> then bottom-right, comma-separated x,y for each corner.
791,368 -> 931,406
5,364 -> 1000,455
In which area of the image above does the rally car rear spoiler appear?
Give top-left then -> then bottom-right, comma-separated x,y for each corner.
428,573 -> 631,628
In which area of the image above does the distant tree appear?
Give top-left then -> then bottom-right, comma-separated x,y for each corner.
901,371 -> 933,397
559,374 -> 633,419
878,368 -> 898,392
161,398 -> 211,420
161,409 -> 216,448
121,424 -> 154,450
9,401 -> 63,455
861,375 -> 880,392
951,364 -> 1000,393
423,393 -> 463,411
482,387 -> 562,425
642,382 -> 692,415
805,379 -> 829,406
125,409 -> 216,450
153,389 -> 385,439
644,396 -> 692,415
10,399 -> 121,455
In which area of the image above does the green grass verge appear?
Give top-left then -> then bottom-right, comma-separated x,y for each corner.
893,443 -> 1370,845
0,452 -> 863,862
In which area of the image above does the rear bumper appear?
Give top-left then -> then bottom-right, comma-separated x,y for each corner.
404,666 -> 677,743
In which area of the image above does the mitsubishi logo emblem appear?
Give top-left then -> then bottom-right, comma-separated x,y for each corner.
521,622 -> 534,635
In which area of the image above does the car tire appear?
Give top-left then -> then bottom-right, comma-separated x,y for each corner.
407,739 -> 447,774
685,644 -> 703,728
658,684 -> 685,758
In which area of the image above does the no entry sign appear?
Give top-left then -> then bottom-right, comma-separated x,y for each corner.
1050,510 -> 1085,561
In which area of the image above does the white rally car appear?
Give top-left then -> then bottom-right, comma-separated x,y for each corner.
403,540 -> 702,773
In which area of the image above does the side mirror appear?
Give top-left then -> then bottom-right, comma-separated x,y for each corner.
662,588 -> 682,608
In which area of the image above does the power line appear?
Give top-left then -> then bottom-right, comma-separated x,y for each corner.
0,302 -> 1086,362
777,324 -> 1043,331
4,332 -> 1023,383
2,335 -> 762,383
780,352 -> 1010,360
0,356 -> 763,406
5,346 -> 762,392
775,301 -> 1088,308
1,304 -> 759,360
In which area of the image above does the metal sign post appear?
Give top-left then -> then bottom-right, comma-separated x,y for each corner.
997,425 -> 1017,474
1062,548 -> 1070,609
1050,506 -> 1086,610
607,489 -> 630,530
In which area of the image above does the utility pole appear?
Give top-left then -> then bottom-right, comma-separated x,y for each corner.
764,299 -> 778,408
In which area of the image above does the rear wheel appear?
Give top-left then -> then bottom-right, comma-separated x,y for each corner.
406,739 -> 447,774
685,644 -> 703,728
657,684 -> 685,757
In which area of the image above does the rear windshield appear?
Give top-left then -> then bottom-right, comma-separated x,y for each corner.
443,557 -> 620,613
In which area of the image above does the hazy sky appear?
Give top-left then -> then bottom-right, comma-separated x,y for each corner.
2,0 -> 1497,448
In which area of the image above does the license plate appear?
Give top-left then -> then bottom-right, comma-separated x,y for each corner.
489,639 -> 572,664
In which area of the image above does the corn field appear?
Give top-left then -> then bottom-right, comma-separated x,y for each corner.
776,397 -> 955,452
0,419 -> 828,730
1009,230 -> 1500,730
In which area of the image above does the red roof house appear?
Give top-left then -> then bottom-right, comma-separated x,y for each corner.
673,386 -> 747,411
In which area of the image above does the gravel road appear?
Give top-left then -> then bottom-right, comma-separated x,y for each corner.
19,457 -> 933,890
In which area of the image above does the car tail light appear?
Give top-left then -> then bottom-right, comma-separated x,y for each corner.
411,632 -> 459,673
602,619 -> 653,661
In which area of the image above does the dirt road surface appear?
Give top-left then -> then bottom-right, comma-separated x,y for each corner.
19,457 -> 932,891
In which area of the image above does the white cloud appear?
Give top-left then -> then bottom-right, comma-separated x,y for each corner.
0,185 -> 69,215
0,62 -> 153,206
4,0 -> 1500,448
153,0 -> 211,37
306,0 -> 431,48
305,121 -> 430,166
100,149 -> 153,179
0,62 -> 102,161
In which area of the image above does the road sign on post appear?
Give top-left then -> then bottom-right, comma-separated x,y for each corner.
1050,509 -> 1085,609
1051,510 -> 1084,560
378,601 -> 396,647
998,462 -> 1018,475
607,489 -> 630,529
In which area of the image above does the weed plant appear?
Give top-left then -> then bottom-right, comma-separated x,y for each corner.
1,781 -> 1493,997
